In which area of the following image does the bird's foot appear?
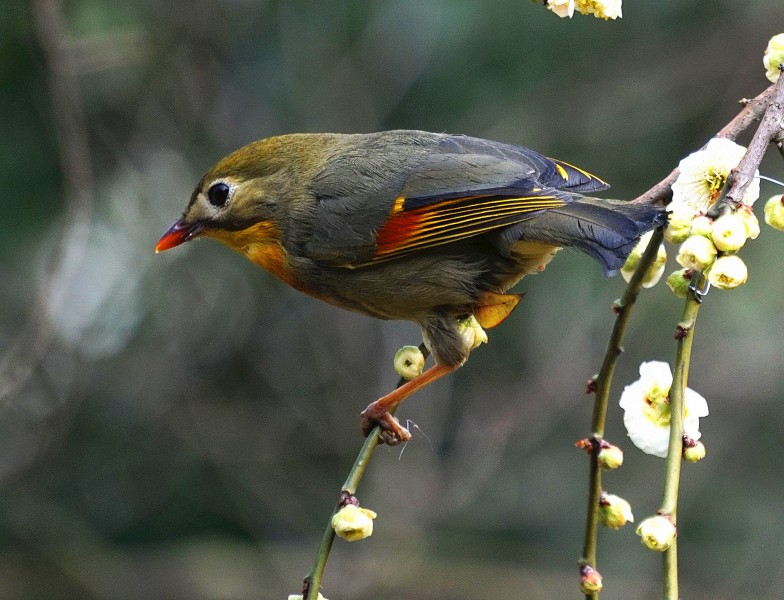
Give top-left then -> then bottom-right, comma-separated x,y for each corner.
360,404 -> 412,446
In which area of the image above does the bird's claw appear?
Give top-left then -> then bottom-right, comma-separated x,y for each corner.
360,405 -> 412,446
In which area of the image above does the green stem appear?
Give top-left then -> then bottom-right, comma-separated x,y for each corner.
303,430 -> 382,599
580,227 -> 664,598
660,291 -> 701,600
303,347 -> 429,600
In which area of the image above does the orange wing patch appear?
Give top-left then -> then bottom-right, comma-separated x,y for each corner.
474,291 -> 524,329
373,194 -> 564,261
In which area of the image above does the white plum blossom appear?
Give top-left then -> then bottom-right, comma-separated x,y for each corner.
546,0 -> 575,18
581,0 -> 622,19
545,0 -> 622,19
619,361 -> 708,458
668,138 -> 760,217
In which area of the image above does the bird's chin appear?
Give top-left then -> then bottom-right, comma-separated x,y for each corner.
155,218 -> 203,252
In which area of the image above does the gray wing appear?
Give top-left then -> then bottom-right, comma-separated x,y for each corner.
299,131 -> 607,266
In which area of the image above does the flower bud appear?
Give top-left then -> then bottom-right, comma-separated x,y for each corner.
331,504 -> 377,542
620,232 -> 667,288
737,204 -> 760,240
664,211 -> 693,244
598,444 -> 624,470
764,33 -> 784,83
676,235 -> 717,271
579,565 -> 603,594
457,315 -> 488,352
393,345 -> 425,380
689,215 -> 714,238
288,594 -> 328,600
599,493 -> 634,529
710,213 -> 748,252
636,515 -> 676,551
707,255 -> 748,290
666,269 -> 692,299
683,440 -> 706,463
764,194 -> 784,232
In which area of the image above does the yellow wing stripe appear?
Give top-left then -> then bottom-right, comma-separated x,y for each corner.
549,158 -> 609,187
372,194 -> 564,260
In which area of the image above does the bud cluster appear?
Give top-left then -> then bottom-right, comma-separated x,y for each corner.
666,206 -> 757,293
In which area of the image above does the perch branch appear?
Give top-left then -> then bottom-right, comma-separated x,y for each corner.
303,346 -> 430,600
579,226 -> 664,599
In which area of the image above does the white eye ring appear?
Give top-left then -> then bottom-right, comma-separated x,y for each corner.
206,181 -> 232,208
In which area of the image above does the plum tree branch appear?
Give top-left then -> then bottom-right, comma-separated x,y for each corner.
631,83 -> 778,208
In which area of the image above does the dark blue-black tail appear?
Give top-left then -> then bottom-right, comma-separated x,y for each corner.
513,197 -> 667,276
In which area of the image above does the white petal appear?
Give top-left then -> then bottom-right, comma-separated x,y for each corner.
619,380 -> 647,411
638,361 -> 673,389
685,388 -> 709,417
624,412 -> 670,458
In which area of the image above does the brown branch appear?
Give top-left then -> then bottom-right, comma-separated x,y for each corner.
721,73 -> 784,208
631,84 -> 777,207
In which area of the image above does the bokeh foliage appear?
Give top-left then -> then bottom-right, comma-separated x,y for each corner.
2,1 -> 784,598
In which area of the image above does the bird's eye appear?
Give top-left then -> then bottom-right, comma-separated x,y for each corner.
207,182 -> 231,207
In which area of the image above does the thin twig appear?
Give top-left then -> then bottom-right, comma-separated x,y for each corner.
579,227 -> 664,599
581,80 -> 778,597
659,293 -> 700,600
303,346 -> 429,600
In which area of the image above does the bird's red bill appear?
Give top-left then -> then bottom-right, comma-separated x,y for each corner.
155,218 -> 202,253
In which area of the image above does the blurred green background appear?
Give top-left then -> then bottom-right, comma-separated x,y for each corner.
3,1 -> 784,598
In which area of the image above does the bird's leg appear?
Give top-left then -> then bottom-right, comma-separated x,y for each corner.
360,363 -> 457,445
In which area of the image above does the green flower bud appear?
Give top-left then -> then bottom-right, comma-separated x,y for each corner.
636,514 -> 676,551
707,255 -> 748,290
599,493 -> 634,529
666,269 -> 692,299
620,232 -> 667,288
764,194 -> 784,232
394,345 -> 425,380
764,33 -> 784,83
710,213 -> 748,252
579,565 -> 603,594
676,235 -> 717,271
664,212 -> 693,244
598,444 -> 624,470
737,204 -> 760,240
457,315 -> 488,352
332,504 -> 377,542
683,440 -> 706,463
689,215 -> 714,238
